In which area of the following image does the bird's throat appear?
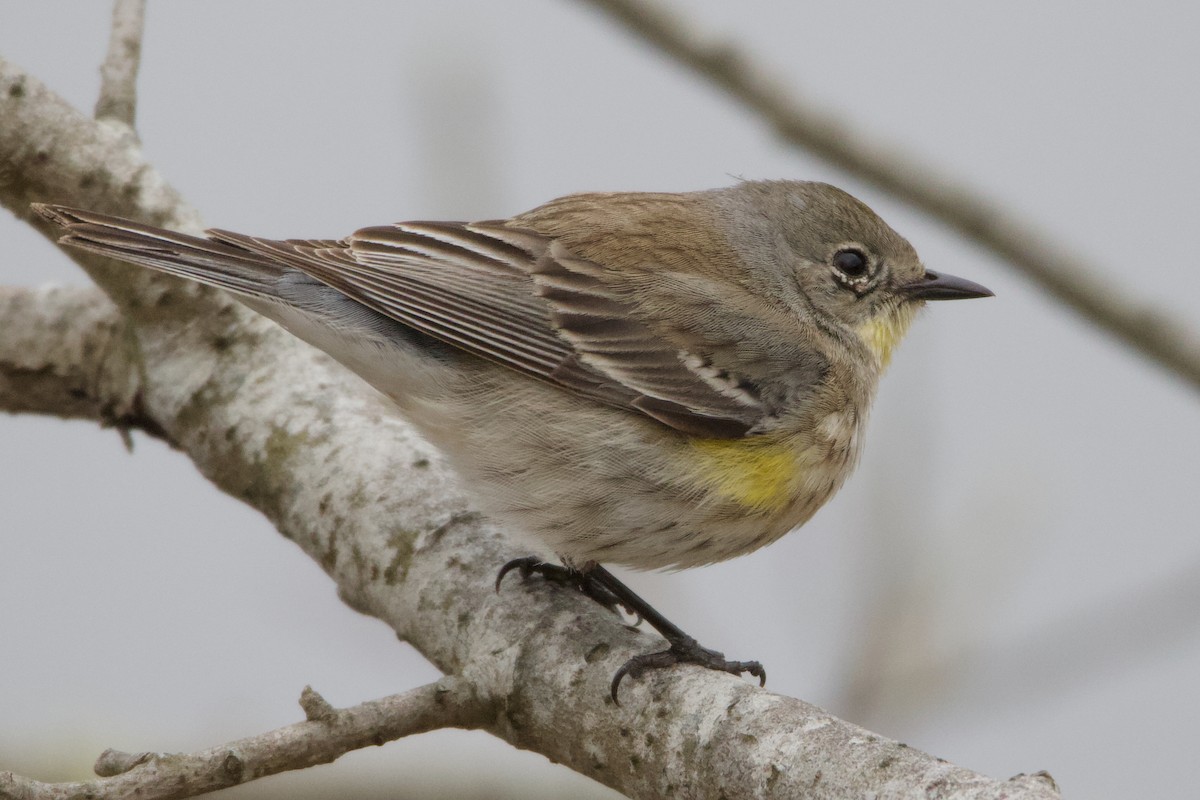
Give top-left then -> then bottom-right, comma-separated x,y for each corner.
857,304 -> 917,369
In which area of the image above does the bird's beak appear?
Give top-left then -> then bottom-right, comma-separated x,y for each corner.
900,270 -> 994,301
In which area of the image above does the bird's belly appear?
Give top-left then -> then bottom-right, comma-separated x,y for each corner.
454,401 -> 866,572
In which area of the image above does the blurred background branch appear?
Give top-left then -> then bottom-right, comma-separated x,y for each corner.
579,0 -> 1200,392
94,0 -> 145,129
838,552 -> 1200,722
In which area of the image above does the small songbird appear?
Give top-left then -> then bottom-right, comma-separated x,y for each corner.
34,181 -> 991,701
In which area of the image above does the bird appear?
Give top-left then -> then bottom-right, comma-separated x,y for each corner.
33,180 -> 992,701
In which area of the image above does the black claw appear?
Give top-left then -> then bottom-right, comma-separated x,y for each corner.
751,664 -> 767,687
495,556 -> 541,592
609,649 -> 677,704
610,665 -> 631,704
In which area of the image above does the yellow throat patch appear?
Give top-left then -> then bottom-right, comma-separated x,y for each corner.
857,303 -> 917,369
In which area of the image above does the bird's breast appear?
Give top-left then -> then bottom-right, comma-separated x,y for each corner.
685,405 -> 864,522
687,436 -> 802,513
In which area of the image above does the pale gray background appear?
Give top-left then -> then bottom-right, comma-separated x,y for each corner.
2,2 -> 1198,798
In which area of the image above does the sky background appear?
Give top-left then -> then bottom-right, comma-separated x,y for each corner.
2,2 -> 1199,798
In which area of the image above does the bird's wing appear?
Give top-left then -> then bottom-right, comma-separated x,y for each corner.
208,221 -> 764,438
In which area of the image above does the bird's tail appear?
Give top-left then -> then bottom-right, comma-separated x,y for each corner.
32,204 -> 290,300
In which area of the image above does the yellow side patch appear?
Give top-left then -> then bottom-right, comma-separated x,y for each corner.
689,436 -> 800,513
857,303 -> 916,369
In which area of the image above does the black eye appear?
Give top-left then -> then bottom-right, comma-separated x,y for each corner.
833,248 -> 869,278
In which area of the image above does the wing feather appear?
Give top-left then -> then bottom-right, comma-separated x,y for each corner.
189,222 -> 766,437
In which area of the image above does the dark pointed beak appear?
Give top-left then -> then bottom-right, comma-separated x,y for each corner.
900,270 -> 994,301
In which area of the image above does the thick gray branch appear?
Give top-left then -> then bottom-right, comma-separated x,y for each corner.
0,284 -> 143,427
94,0 -> 146,128
578,0 -> 1200,392
0,55 -> 1061,800
0,679 -> 490,800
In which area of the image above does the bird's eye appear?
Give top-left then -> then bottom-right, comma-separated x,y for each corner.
832,248 -> 869,278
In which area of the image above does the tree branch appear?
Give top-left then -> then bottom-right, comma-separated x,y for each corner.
0,678 -> 491,800
94,0 -> 146,129
0,284 -> 163,442
0,55 -> 1061,800
577,0 -> 1200,393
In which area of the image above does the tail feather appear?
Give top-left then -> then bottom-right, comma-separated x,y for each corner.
32,204 -> 288,299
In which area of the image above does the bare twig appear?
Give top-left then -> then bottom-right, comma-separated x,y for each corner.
0,678 -> 490,800
0,56 -> 1062,800
577,0 -> 1200,392
94,0 -> 146,128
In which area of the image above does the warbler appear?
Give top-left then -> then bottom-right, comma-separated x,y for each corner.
34,181 -> 991,700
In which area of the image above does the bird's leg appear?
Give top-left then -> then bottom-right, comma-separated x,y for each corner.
496,557 -> 766,703
583,565 -> 766,703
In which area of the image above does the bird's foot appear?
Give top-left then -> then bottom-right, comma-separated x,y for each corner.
495,558 -> 766,704
495,556 -> 631,617
610,635 -> 766,704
